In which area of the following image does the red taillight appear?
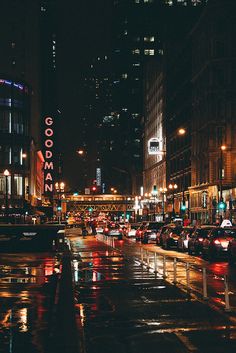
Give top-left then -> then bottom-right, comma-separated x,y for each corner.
198,238 -> 203,242
119,228 -> 122,232
104,227 -> 109,232
214,239 -> 221,245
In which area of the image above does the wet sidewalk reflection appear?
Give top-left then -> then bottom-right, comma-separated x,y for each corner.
0,253 -> 60,353
74,237 -> 236,353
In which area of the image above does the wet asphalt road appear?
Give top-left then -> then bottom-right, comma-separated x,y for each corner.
0,253 -> 60,353
72,236 -> 236,353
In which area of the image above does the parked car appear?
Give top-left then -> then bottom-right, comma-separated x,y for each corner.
103,223 -> 123,239
177,227 -> 195,252
126,223 -> 140,238
228,229 -> 236,264
161,226 -> 182,250
202,227 -> 236,260
141,221 -> 165,244
135,223 -> 147,241
188,226 -> 216,255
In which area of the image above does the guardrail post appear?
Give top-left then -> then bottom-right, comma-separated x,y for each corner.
154,252 -> 157,273
186,262 -> 190,291
147,251 -> 150,269
163,256 -> 167,279
202,268 -> 208,300
140,247 -> 144,266
173,257 -> 177,285
224,275 -> 231,312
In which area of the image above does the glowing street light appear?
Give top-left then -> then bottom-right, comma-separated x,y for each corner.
3,169 -> 10,223
168,183 -> 178,217
178,128 -> 186,135
160,187 -> 167,221
77,149 -> 84,155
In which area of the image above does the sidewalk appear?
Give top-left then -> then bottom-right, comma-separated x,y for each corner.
71,236 -> 236,353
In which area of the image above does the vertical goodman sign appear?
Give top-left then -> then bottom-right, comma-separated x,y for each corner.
44,116 -> 54,195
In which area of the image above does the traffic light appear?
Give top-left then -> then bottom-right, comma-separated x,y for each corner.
57,206 -> 62,211
218,201 -> 226,211
87,207 -> 93,212
181,204 -> 187,211
91,186 -> 97,194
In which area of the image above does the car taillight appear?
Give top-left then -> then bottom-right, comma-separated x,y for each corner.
104,227 -> 109,232
119,228 -> 122,232
198,238 -> 203,242
214,239 -> 221,245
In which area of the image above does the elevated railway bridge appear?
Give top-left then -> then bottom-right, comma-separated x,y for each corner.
63,194 -> 136,220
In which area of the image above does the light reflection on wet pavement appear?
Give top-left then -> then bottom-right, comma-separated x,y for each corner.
0,253 -> 60,353
74,237 -> 236,353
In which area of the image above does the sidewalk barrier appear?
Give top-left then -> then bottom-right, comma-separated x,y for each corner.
154,252 -> 157,273
202,267 -> 208,300
163,255 -> 167,279
224,275 -> 231,312
186,262 -> 190,292
173,257 -> 177,285
96,234 -> 234,312
147,250 -> 150,269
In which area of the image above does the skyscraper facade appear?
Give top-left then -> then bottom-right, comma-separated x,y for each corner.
80,0 -> 206,195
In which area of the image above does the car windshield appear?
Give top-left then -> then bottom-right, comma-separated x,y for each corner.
131,225 -> 140,229
147,222 -> 164,230
214,229 -> 236,238
173,227 -> 182,235
197,228 -> 212,237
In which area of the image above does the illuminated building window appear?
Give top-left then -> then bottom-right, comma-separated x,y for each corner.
14,174 -> 23,196
135,0 -> 140,3
132,49 -> 140,55
144,49 -> 155,55
158,49 -> 164,55
144,36 -> 155,42
122,73 -> 128,79
133,63 -> 140,67
11,42 -> 16,48
144,0 -> 154,3
124,30 -> 128,35
165,0 -> 173,5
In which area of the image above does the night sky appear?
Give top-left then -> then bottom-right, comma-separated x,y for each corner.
56,0 -> 112,190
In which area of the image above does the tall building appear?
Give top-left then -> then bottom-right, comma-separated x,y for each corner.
0,1 -> 42,219
189,0 -> 236,223
143,0 -> 236,222
80,0 -> 206,195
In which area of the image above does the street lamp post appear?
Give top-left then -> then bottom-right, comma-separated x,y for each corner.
160,187 -> 167,221
219,144 -> 226,203
168,183 -> 178,218
3,169 -> 10,224
55,181 -> 65,224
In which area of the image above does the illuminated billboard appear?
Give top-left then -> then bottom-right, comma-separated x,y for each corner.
44,116 -> 54,195
148,138 -> 161,155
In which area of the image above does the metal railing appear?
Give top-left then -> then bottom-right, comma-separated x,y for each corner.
138,247 -> 232,312
97,234 -> 234,313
